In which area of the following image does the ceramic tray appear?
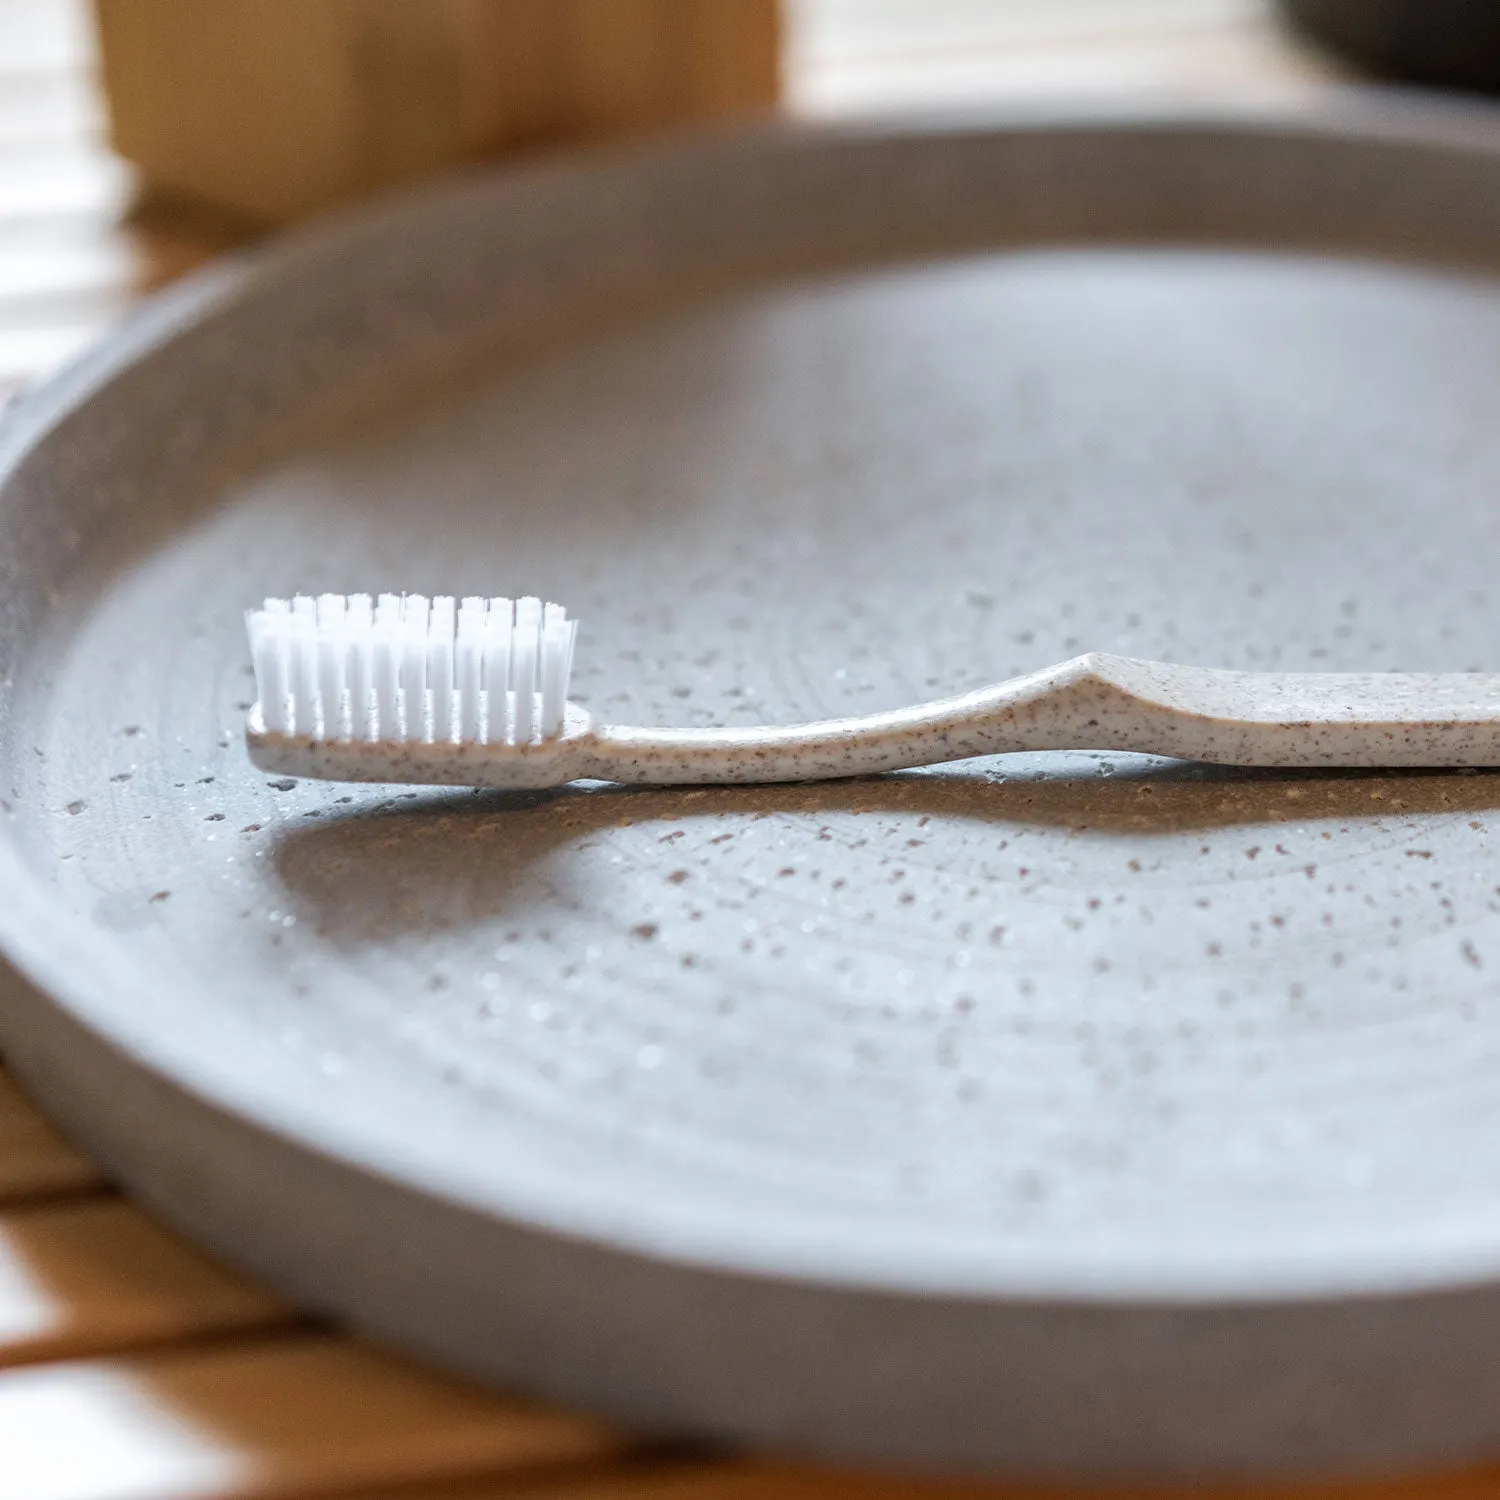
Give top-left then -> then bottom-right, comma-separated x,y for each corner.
4,98 -> 1500,1481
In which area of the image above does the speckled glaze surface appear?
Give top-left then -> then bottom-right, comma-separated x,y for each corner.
8,100 -> 1500,1478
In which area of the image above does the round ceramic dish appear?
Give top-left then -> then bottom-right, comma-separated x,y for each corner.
5,98 -> 1500,1480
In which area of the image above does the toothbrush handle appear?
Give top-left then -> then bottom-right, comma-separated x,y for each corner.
245,653 -> 1500,789
581,654 -> 1500,784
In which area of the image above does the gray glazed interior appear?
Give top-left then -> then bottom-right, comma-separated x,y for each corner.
6,102 -> 1500,1478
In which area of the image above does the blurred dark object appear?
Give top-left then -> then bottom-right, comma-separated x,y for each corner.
1280,0 -> 1500,93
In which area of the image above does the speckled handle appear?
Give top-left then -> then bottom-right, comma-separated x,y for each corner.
246,652 -> 1500,789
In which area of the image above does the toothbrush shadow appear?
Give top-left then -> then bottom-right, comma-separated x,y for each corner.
268,759 -> 1500,946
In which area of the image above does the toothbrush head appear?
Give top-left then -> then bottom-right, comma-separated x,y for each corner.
245,592 -> 578,747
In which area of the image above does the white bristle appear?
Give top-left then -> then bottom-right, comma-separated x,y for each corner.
347,594 -> 374,740
248,610 -> 291,734
316,594 -> 347,740
562,620 -> 579,732
483,598 -> 514,744
401,594 -> 430,741
541,604 -> 573,738
429,596 -> 456,743
457,597 -> 484,743
512,596 -> 542,744
289,598 -> 319,736
374,593 -> 402,741
247,591 -> 577,748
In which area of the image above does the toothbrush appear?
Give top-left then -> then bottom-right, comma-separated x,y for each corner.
245,593 -> 1500,789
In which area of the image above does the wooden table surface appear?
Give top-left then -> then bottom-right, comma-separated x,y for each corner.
6,3 -> 1498,1497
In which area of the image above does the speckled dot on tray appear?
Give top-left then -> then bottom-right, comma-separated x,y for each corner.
9,103 -> 1500,1480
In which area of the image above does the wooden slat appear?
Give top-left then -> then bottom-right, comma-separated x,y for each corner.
792,0 -> 1260,62
0,141 -> 131,221
0,0 -> 138,404
0,0 -> 94,79
672,1 -> 785,120
0,216 -> 134,304
389,1456 -> 1500,1500
0,1197 -> 292,1366
0,1070 -> 104,1204
0,72 -> 100,147
560,0 -> 679,133
789,23 -> 1343,115
0,1331 -> 625,1500
787,0 -> 1263,69
782,0 -> 1343,114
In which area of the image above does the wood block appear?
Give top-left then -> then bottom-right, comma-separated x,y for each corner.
559,0 -> 680,135
93,0 -> 781,222
97,0 -> 351,223
0,1331 -> 624,1500
557,0 -> 782,136
672,0 -> 784,118
466,0 -> 563,149
0,1069 -> 102,1205
0,1197 -> 291,1367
